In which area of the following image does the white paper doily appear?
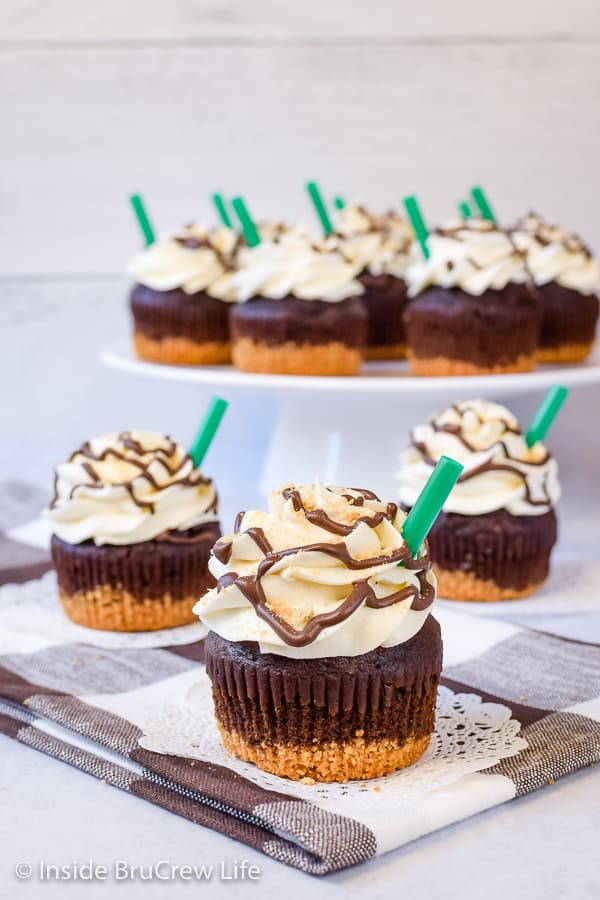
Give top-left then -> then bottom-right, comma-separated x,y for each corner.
437,553 -> 600,618
0,571 -> 206,652
139,677 -> 527,811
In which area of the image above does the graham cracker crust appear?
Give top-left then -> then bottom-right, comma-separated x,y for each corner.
217,725 -> 431,782
536,342 -> 595,364
58,586 -> 198,631
231,337 -> 363,375
365,343 -> 407,361
435,567 -> 545,602
406,352 -> 536,376
133,333 -> 231,366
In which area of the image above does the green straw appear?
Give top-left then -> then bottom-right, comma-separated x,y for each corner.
525,386 -> 569,449
459,201 -> 472,219
189,397 -> 229,467
211,193 -> 233,229
306,181 -> 334,235
403,195 -> 430,260
470,186 -> 496,222
402,456 -> 464,556
129,194 -> 155,246
231,196 -> 261,248
333,196 -> 346,210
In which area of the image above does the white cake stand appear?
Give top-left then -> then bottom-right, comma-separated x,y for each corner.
102,343 -> 600,497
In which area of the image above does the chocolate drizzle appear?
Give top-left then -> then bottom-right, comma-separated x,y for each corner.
51,432 -> 214,513
212,486 -> 432,647
172,227 -> 244,272
411,403 -> 554,508
510,212 -> 594,260
281,485 -> 399,536
232,570 -> 433,648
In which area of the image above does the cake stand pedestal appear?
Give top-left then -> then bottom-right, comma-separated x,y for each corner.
102,344 -> 600,499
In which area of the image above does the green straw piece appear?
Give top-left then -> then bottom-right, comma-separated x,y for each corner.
189,397 -> 229,467
129,194 -> 155,246
470,186 -> 496,222
333,196 -> 346,211
211,193 -> 233,229
306,181 -> 334,235
403,195 -> 430,260
525,386 -> 569,448
402,456 -> 464,556
459,201 -> 472,219
231,196 -> 261,248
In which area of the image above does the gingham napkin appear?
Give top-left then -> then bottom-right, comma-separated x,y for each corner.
1,484 -> 599,875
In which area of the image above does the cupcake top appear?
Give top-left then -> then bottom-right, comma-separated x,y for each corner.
332,203 -> 415,278
511,212 -> 600,295
127,223 -> 242,299
405,218 -> 529,298
193,481 -> 435,659
47,431 -> 218,546
209,231 -> 364,303
397,399 -> 560,517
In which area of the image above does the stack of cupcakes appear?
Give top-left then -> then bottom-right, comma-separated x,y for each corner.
129,222 -> 241,366
126,193 -> 599,378
332,203 -> 415,360
214,227 -> 367,376
194,480 -> 444,782
403,218 -> 542,376
397,398 -> 561,601
48,430 -> 221,630
511,212 -> 600,363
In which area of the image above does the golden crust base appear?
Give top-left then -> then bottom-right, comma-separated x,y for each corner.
435,567 -> 545,602
58,586 -> 198,632
133,333 -> 231,366
536,341 -> 595,364
231,337 -> 363,375
217,725 -> 431,782
365,342 -> 407,361
406,352 -> 536,376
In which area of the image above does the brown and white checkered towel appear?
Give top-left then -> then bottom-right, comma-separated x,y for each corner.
1,484 -> 599,875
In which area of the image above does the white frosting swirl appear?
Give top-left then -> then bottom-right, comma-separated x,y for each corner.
332,204 -> 416,277
209,231 -> 364,303
405,218 -> 529,297
511,213 -> 600,294
397,400 -> 560,517
127,223 -> 240,299
193,482 -> 434,659
47,432 -> 218,546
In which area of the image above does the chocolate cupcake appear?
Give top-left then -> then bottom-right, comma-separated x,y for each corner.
47,432 -> 220,631
194,482 -> 440,782
333,204 -> 415,360
128,223 -> 241,366
397,400 -> 560,601
404,219 -> 541,375
511,213 -> 599,363
217,232 -> 367,376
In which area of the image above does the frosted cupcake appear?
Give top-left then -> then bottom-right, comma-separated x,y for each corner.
212,231 -> 366,376
333,204 -> 414,359
511,213 -> 600,363
404,219 -> 541,375
194,482 -> 441,782
397,400 -> 560,601
48,432 -> 220,631
128,223 -> 241,365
